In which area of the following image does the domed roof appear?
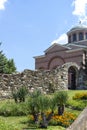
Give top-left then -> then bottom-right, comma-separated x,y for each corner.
70,24 -> 87,31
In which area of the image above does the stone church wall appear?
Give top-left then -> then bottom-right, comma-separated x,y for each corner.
0,63 -> 69,98
0,62 -> 81,98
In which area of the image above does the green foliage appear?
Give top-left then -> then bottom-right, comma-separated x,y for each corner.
0,51 -> 7,73
12,86 -> 28,103
66,91 -> 87,110
55,91 -> 68,106
38,94 -> 50,112
28,89 -> 42,114
17,86 -> 28,102
0,101 -> 28,116
49,111 -> 76,128
73,92 -> 87,100
0,44 -> 16,74
5,59 -> 16,74
0,118 -> 17,130
49,95 -> 57,112
0,90 -> 87,130
66,100 -> 87,110
54,91 -> 68,115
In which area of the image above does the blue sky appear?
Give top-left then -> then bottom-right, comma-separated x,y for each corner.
0,0 -> 87,72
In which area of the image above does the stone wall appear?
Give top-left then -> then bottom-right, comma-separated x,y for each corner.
0,62 -> 79,98
66,107 -> 87,130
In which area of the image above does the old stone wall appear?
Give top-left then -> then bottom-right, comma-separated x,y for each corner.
0,63 -> 70,98
0,62 -> 79,98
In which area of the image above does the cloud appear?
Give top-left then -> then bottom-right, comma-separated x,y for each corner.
51,33 -> 68,45
72,0 -> 87,24
0,0 -> 8,10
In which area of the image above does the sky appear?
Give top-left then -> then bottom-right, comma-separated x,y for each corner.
0,0 -> 87,72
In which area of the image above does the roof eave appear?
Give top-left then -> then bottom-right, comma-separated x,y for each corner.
33,55 -> 45,59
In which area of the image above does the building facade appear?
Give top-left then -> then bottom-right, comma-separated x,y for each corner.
34,24 -> 87,89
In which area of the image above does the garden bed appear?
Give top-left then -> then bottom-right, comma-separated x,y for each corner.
0,90 -> 87,130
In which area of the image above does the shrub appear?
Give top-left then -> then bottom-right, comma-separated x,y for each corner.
28,111 -> 76,128
49,111 -> 77,128
0,101 -> 28,116
73,92 -> 87,100
54,91 -> 68,115
12,86 -> 28,103
28,89 -> 42,123
66,100 -> 86,110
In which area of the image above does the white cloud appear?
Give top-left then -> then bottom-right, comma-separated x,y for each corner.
72,0 -> 87,24
0,0 -> 8,10
51,33 -> 68,45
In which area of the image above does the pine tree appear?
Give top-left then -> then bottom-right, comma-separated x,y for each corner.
0,43 -> 16,74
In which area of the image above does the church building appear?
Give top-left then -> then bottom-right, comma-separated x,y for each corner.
34,24 -> 87,89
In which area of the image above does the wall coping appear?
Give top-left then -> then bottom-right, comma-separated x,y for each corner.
66,107 -> 87,130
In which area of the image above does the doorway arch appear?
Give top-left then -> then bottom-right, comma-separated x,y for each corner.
68,66 -> 77,89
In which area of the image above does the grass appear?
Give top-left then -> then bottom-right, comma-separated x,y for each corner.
0,116 -> 27,130
0,90 -> 87,130
0,116 -> 65,130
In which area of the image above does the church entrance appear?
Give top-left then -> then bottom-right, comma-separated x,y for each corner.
68,66 -> 76,89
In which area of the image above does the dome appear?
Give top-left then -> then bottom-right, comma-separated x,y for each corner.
67,24 -> 87,43
70,24 -> 87,32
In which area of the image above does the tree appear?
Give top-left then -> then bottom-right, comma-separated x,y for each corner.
55,91 -> 68,115
28,89 -> 42,124
0,51 -> 7,73
5,59 -> 16,74
28,90 -> 56,128
38,94 -> 50,128
0,44 -> 16,74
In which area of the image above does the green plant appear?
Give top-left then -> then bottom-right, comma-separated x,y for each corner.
54,91 -> 68,115
38,95 -> 50,128
0,101 -> 28,116
28,90 -> 55,128
0,43 -> 16,74
66,100 -> 86,110
17,86 -> 28,102
12,86 -> 28,103
28,89 -> 42,124
73,92 -> 87,100
49,111 -> 76,128
0,118 -> 17,130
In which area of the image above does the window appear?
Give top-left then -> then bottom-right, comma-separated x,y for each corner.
85,33 -> 87,39
69,35 -> 71,43
79,32 -> 83,41
73,33 -> 77,42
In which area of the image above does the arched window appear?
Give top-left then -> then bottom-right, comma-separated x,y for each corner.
73,33 -> 77,42
79,32 -> 83,41
85,33 -> 87,39
69,35 -> 71,43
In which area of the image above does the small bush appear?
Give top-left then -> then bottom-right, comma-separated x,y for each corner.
49,111 -> 76,128
73,92 -> 87,100
66,100 -> 86,110
0,101 -> 28,116
12,86 -> 28,103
